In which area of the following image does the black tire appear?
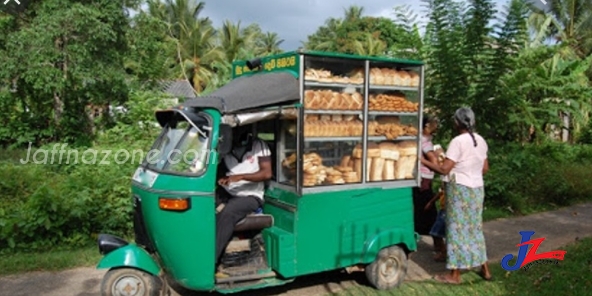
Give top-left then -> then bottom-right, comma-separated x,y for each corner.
365,245 -> 408,290
101,268 -> 163,296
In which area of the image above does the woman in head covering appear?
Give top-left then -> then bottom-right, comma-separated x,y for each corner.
420,107 -> 492,284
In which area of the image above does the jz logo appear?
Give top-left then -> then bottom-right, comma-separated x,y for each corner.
501,231 -> 567,271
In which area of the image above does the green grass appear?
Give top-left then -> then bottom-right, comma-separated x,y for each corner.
332,237 -> 592,296
482,206 -> 513,222
0,244 -> 101,276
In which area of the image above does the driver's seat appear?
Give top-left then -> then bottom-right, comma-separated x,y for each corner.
234,208 -> 274,232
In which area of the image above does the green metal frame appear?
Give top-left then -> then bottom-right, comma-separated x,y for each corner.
232,50 -> 424,79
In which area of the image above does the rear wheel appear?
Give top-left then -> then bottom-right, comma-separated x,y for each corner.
101,268 -> 162,296
365,245 -> 408,290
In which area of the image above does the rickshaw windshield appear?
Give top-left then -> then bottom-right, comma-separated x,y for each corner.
144,118 -> 210,175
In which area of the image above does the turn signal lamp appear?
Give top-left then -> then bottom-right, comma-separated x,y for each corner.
159,197 -> 190,211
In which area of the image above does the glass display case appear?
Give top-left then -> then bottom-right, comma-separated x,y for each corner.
277,52 -> 423,193
230,51 -> 424,194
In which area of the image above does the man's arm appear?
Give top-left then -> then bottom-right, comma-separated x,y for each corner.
233,157 -> 272,182
421,157 -> 455,175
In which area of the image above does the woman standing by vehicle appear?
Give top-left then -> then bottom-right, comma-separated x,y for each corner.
420,107 -> 492,284
413,116 -> 440,240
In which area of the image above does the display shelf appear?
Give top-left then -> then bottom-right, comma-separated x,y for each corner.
304,110 -> 418,116
304,136 -> 416,142
305,81 -> 362,88
370,85 -> 419,92
304,110 -> 361,115
305,80 -> 419,92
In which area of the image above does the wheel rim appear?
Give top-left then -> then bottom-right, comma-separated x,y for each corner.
112,274 -> 146,296
379,257 -> 400,283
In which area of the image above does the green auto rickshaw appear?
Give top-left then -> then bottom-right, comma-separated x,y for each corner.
96,50 -> 425,295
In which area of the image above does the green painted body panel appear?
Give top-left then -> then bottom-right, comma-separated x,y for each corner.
134,185 -> 215,290
262,226 -> 297,276
265,186 -> 299,207
258,186 -> 416,278
124,109 -> 223,291
97,244 -> 161,275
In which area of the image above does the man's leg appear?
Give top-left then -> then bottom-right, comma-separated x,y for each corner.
215,196 -> 261,264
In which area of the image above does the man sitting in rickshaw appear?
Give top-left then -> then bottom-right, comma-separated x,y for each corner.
215,124 -> 272,276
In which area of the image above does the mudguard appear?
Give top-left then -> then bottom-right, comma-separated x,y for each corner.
97,243 -> 161,276
361,228 -> 417,262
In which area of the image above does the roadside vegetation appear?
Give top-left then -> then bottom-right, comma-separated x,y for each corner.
1,0 -> 592,276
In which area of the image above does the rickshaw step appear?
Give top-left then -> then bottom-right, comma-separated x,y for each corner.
215,271 -> 277,284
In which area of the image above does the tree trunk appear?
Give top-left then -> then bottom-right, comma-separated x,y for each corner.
53,92 -> 64,125
54,36 -> 67,127
562,111 -> 570,143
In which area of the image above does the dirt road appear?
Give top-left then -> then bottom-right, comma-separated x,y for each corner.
1,202 -> 591,296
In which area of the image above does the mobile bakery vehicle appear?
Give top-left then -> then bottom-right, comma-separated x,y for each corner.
96,50 -> 426,295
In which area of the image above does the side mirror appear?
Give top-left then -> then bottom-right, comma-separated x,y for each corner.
218,124 -> 233,156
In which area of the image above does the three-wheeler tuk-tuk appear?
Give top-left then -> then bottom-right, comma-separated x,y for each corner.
96,50 -> 426,295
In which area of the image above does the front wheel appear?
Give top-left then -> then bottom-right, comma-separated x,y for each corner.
101,268 -> 163,296
365,245 -> 408,290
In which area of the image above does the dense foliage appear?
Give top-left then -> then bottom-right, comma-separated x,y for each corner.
0,0 -> 591,252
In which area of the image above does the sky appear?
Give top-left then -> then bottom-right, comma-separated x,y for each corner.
197,0 -> 512,50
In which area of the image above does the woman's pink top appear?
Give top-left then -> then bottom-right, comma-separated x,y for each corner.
445,133 -> 488,188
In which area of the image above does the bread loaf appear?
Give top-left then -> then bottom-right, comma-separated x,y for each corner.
352,142 -> 380,158
408,71 -> 420,87
371,68 -> 383,85
354,158 -> 362,182
383,159 -> 396,180
370,157 -> 385,181
378,142 -> 400,181
303,90 -> 364,111
348,68 -> 365,84
399,71 -> 411,86
394,141 -> 418,179
378,142 -> 400,160
367,142 -> 381,158
304,114 -> 416,139
340,155 -> 351,167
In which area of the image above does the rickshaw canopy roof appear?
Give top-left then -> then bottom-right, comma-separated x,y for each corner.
181,71 -> 300,114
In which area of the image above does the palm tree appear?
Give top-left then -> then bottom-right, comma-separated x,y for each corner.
257,32 -> 284,55
303,17 -> 343,51
219,20 -> 258,63
528,0 -> 592,57
350,33 -> 387,56
147,0 -> 224,93
343,5 -> 364,22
